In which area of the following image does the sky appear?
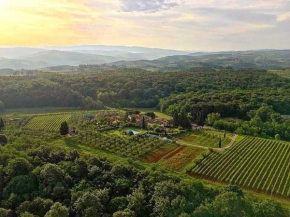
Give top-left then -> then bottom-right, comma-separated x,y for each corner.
0,0 -> 289,51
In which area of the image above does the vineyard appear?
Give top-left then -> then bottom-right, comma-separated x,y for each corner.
175,129 -> 233,148
190,137 -> 290,198
24,113 -> 72,131
73,131 -> 167,159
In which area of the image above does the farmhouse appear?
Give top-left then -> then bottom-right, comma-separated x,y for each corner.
192,124 -> 202,130
154,118 -> 174,127
128,114 -> 154,126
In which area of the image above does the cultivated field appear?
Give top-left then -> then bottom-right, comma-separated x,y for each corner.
144,145 -> 204,172
190,137 -> 290,198
74,131 -> 167,159
175,130 -> 233,148
24,113 -> 72,131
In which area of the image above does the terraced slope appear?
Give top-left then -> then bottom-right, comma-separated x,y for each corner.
191,137 -> 290,198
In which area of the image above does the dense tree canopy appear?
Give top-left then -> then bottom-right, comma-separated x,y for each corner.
0,69 -> 289,110
0,136 -> 287,217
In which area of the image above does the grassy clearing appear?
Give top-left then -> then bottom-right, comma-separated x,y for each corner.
107,127 -> 148,137
127,108 -> 173,120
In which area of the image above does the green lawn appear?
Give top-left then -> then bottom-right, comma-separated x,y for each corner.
175,130 -> 232,148
107,127 -> 147,137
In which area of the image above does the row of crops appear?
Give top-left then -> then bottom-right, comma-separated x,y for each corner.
21,130 -> 61,141
73,132 -> 167,159
190,137 -> 290,198
23,114 -> 72,131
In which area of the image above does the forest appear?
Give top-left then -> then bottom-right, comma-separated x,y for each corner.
0,69 -> 288,109
0,136 -> 287,217
1,69 -> 290,140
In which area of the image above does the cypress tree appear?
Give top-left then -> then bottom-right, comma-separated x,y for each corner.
141,116 -> 146,129
173,111 -> 179,127
219,137 -> 222,148
0,118 -> 4,131
60,122 -> 69,136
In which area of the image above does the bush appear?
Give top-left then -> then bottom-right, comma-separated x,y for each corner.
275,134 -> 281,140
0,134 -> 8,145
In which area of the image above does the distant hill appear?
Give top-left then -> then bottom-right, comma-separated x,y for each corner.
24,50 -> 121,66
106,50 -> 290,71
0,47 -> 45,59
0,46 -> 289,71
0,68 -> 15,75
0,45 -> 190,70
0,58 -> 49,70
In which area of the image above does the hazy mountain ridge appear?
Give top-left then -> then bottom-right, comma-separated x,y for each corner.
0,46 -> 289,71
107,50 -> 290,71
0,45 -> 190,70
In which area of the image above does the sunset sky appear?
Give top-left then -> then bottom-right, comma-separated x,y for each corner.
0,0 -> 289,51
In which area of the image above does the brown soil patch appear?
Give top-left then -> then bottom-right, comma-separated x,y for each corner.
143,145 -> 178,163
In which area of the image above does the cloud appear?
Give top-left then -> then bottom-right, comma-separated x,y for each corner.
0,0 -> 289,51
120,0 -> 179,13
277,12 -> 290,22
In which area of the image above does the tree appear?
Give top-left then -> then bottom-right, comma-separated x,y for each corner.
0,134 -> 8,145
127,187 -> 146,215
0,118 -> 4,131
4,175 -> 38,198
275,134 -> 281,140
145,112 -> 156,119
220,185 -> 244,198
17,197 -> 53,217
44,202 -> 69,217
0,208 -> 12,217
219,138 -> 222,148
74,192 -> 103,217
113,209 -> 135,217
173,111 -> 179,127
60,122 -> 69,136
6,158 -> 31,178
224,131 -> 227,138
20,212 -> 36,217
141,116 -> 146,129
252,199 -> 286,217
40,164 -> 64,185
236,127 -> 244,135
155,128 -> 161,134
206,113 -> 221,126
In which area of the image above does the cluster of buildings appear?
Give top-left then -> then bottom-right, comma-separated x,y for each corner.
89,112 -> 175,131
